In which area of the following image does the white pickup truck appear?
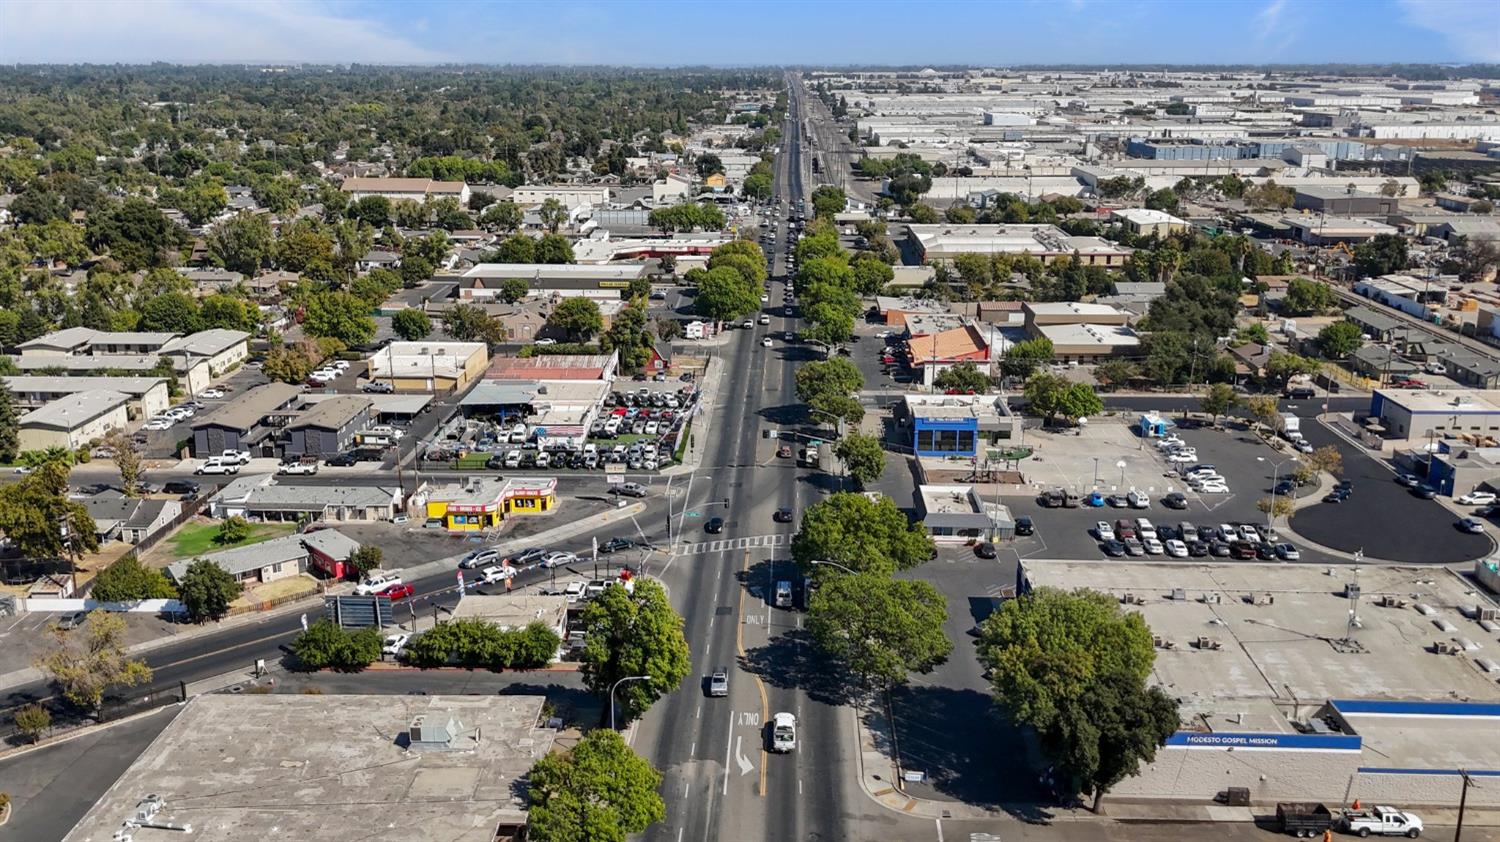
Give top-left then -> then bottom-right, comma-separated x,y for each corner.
194,458 -> 241,476
1340,806 -> 1423,837
218,449 -> 252,465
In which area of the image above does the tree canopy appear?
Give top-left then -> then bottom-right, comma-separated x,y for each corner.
578,579 -> 690,725
526,729 -> 666,842
808,573 -> 952,687
791,492 -> 933,577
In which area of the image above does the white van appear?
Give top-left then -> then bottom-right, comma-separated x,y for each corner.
504,450 -> 522,468
508,424 -> 527,443
774,581 -> 793,608
535,452 -> 551,469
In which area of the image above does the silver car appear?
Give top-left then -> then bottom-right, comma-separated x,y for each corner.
708,668 -> 729,697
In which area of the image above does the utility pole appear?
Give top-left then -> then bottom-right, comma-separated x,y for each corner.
1455,768 -> 1474,841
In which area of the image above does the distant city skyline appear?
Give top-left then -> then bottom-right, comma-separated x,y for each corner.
3,0 -> 1498,67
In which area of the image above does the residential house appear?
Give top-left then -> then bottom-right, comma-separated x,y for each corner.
1229,342 -> 1274,381
18,390 -> 131,451
167,529 -> 360,586
211,475 -> 402,523
160,329 -> 251,377
283,396 -> 373,458
190,382 -> 301,458
82,494 -> 182,546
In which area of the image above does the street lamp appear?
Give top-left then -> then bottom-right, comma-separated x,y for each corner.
1258,455 -> 1299,536
610,674 -> 651,731
810,559 -> 858,575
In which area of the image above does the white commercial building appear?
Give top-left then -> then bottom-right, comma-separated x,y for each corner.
340,177 -> 470,206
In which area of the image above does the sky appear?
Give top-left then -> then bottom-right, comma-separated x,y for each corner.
2,0 -> 1498,66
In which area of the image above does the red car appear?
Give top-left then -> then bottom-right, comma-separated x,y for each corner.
378,583 -> 415,601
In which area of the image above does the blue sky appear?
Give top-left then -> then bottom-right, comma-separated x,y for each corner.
3,0 -> 1498,65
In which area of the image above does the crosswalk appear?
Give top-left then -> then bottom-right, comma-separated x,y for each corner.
677,533 -> 791,555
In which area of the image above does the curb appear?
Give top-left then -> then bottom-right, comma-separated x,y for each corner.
0,703 -> 178,764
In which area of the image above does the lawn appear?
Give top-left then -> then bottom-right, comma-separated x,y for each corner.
167,521 -> 297,559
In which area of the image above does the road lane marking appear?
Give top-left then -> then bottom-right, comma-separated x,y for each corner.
736,548 -> 770,797
734,735 -> 753,776
721,708 -> 735,795
935,818 -> 944,842
690,741 -> 695,756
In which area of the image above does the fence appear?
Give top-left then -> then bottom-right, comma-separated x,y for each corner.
0,679 -> 187,747
130,485 -> 219,556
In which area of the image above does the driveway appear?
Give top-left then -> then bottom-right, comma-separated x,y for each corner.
1290,419 -> 1494,563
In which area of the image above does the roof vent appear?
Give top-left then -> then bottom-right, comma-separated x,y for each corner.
408,713 -> 466,750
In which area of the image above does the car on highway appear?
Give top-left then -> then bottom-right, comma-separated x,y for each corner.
770,712 -> 797,753
355,572 -> 402,596
507,547 -> 548,567
761,337 -> 772,347
598,537 -> 634,553
708,668 -> 729,698
459,549 -> 500,569
705,516 -> 724,534
378,583 -> 415,601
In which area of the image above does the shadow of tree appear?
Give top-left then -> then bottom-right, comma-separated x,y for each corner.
497,681 -> 603,729
885,683 -> 1049,808
739,630 -> 859,708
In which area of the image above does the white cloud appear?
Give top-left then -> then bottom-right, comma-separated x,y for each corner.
1397,0 -> 1500,62
0,0 -> 443,64
1252,0 -> 1297,53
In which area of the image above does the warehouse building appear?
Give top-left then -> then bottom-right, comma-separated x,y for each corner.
904,223 -> 1132,267
459,263 -> 646,301
365,340 -> 489,393
1020,561 -> 1500,809
1367,388 -> 1500,445
61,694 -> 552,842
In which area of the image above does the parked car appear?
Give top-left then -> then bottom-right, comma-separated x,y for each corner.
57,609 -> 89,630
362,380 -> 395,393
1164,539 -> 1189,558
278,458 -> 319,476
1459,491 -> 1498,506
382,633 -> 410,656
460,548 -> 500,569
974,542 -> 997,559
1095,521 -> 1115,542
355,572 -> 402,596
508,547 -> 549,567
378,583 -> 415,601
1102,539 -> 1127,557
324,452 -> 359,467
1161,492 -> 1188,510
1412,484 -> 1438,500
1459,518 -> 1486,534
1014,516 -> 1034,536
1275,543 -> 1302,560
162,480 -> 201,497
1395,473 -> 1421,487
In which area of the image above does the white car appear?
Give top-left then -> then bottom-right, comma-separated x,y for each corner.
1237,525 -> 1261,542
1197,482 -> 1230,494
561,581 -> 588,603
762,337 -> 773,347
1155,436 -> 1185,450
478,565 -> 516,585
761,294 -> 770,303
1164,539 -> 1189,558
144,418 -> 173,431
1167,451 -> 1198,463
199,388 -> 226,399
355,572 -> 402,596
331,360 -> 350,371
1095,521 -> 1115,542
1459,491 -> 1498,506
771,711 -> 797,753
382,633 -> 410,656
1142,537 -> 1165,555
534,338 -> 557,346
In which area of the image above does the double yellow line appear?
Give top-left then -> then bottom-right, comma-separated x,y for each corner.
736,548 -> 769,796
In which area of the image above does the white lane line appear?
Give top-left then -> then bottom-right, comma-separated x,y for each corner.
721,709 -> 735,795
691,740 -> 696,756
934,818 -> 944,842
683,780 -> 690,798
696,704 -> 702,719
677,828 -> 684,842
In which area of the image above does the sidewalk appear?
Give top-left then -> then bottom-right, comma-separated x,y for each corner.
661,354 -> 724,477
0,502 -> 647,694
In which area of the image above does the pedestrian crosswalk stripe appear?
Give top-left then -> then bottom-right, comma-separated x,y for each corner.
678,533 -> 790,555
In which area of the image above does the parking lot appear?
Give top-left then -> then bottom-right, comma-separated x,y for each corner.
999,418 -> 1341,564
134,363 -> 270,458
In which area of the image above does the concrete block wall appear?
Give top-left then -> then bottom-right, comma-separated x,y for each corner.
1109,745 -> 1361,802
1353,770 -> 1500,808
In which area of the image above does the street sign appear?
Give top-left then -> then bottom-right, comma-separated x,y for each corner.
685,511 -> 702,518
606,474 -> 624,486
323,595 -> 394,629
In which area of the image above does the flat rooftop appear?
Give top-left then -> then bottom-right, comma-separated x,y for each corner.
1021,561 -> 1500,715
919,484 -> 982,515
451,593 -> 569,633
1376,388 -> 1500,414
1335,700 -> 1500,774
61,694 -> 553,842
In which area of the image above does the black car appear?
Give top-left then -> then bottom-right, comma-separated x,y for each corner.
1210,541 -> 1232,557
1014,516 -> 1034,536
1197,526 -> 1218,543
773,508 -> 794,523
1335,479 -> 1354,493
1162,492 -> 1188,510
705,517 -> 724,534
1412,484 -> 1438,500
598,537 -> 633,554
162,480 -> 201,497
1323,489 -> 1350,503
974,542 -> 997,559
1102,539 -> 1126,557
324,452 -> 358,467
486,455 -> 507,470
508,547 -> 549,566
1273,480 -> 1295,496
1254,541 -> 1277,560
1187,540 -> 1209,557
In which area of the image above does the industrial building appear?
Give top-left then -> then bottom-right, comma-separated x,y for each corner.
904,223 -> 1132,266
1367,388 -> 1500,445
365,340 -> 490,393
1020,560 -> 1500,810
61,694 -> 553,842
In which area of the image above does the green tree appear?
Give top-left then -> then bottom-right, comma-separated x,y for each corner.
138,291 -> 202,334
525,729 -> 666,842
1265,351 -> 1320,385
1045,667 -> 1180,812
536,233 -> 575,264
1000,337 -> 1054,379
693,265 -> 759,323
302,290 -> 376,347
442,303 -> 503,343
207,211 -> 273,276
1093,359 -> 1140,391
348,195 -> 393,228
1282,277 -> 1334,316
402,618 -> 558,669
600,301 -> 653,373
978,587 -> 1156,732
90,554 -> 177,602
398,255 -> 434,288
743,171 -> 772,200
0,381 -> 18,463
945,204 -> 977,223
1143,188 -> 1179,213
489,234 -> 536,263
1245,394 -> 1281,431
215,515 -> 251,545
579,579 -> 690,725
35,610 -> 152,716
794,357 -> 863,405
549,297 -> 604,341
1024,372 -> 1071,424
933,361 -> 991,393
176,559 -> 241,622
791,492 -> 933,578
13,702 -> 51,743
1353,233 -> 1409,278
538,197 -> 568,232
1198,383 -> 1239,425
1056,382 -> 1104,423
481,200 -> 523,232
262,345 -> 315,384
905,202 -> 939,223
695,153 -> 724,178
392,308 -> 433,341
0,461 -> 98,559
834,432 -> 886,488
808,573 -> 952,687
1318,321 -> 1363,359
291,619 -> 383,672
198,294 -> 261,333
850,252 -> 894,295
349,545 -> 384,579
499,277 -> 531,303
811,186 -> 846,220
86,198 -> 186,270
